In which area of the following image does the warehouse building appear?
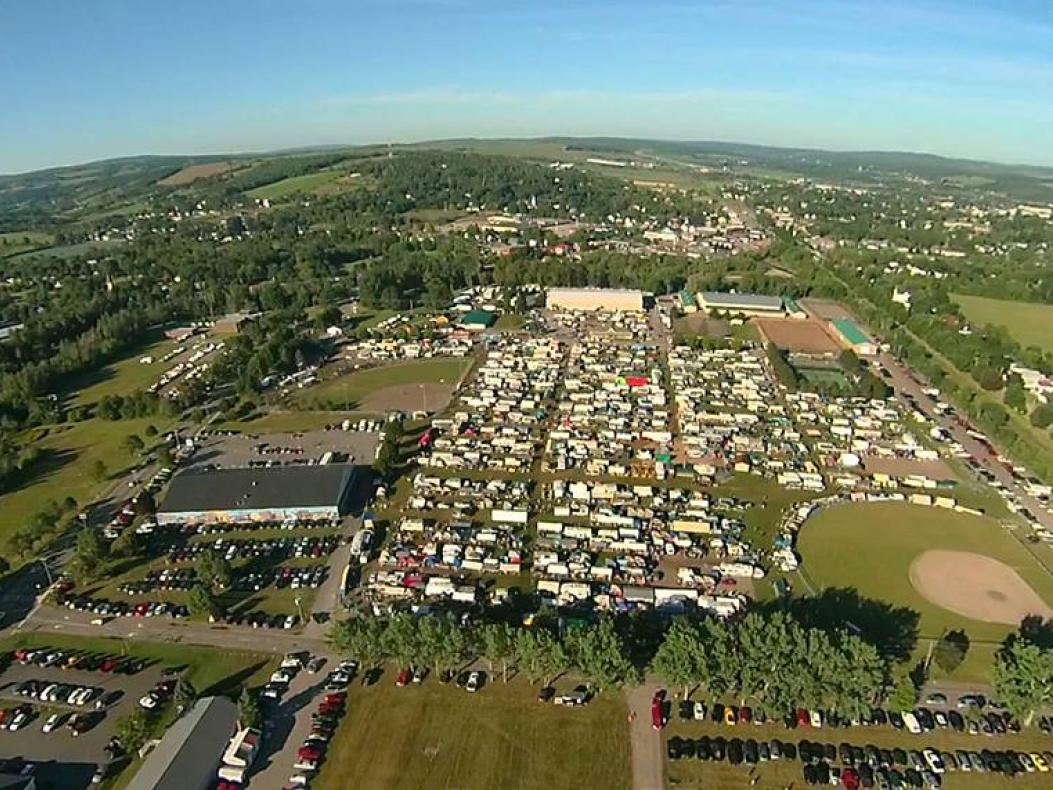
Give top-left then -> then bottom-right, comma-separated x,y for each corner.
697,291 -> 786,316
458,308 -> 497,331
546,287 -> 645,312
126,696 -> 238,790
830,318 -> 877,356
157,464 -> 358,525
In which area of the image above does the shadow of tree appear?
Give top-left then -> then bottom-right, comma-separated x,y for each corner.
1019,615 -> 1053,649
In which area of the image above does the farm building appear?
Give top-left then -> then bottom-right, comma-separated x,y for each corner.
458,309 -> 497,331
156,464 -> 358,525
546,287 -> 645,312
830,318 -> 877,355
697,291 -> 786,316
126,696 -> 239,790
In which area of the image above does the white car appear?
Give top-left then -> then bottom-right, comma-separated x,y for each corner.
292,759 -> 319,772
693,701 -> 706,721
139,693 -> 159,710
808,710 -> 822,728
8,711 -> 29,731
465,671 -> 481,693
42,713 -> 66,733
903,712 -> 922,734
923,748 -> 945,774
288,774 -> 310,787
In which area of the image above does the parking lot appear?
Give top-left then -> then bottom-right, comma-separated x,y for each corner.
0,656 -> 167,788
190,429 -> 379,470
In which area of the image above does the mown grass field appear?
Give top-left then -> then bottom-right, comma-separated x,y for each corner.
952,293 -> 1053,353
664,715 -> 1053,789
65,336 -> 178,409
246,171 -> 343,200
300,357 -> 473,410
797,502 -> 1053,680
0,416 -> 171,543
0,230 -> 54,258
315,675 -> 631,790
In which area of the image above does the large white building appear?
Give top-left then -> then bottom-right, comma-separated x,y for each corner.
698,291 -> 786,316
546,287 -> 645,312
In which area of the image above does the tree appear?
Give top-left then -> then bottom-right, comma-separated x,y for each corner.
187,584 -> 221,619
650,618 -> 703,699
992,635 -> 1053,726
175,678 -> 198,711
194,549 -> 232,591
564,617 -> 637,689
1004,379 -> 1027,414
329,616 -> 389,680
122,434 -> 146,456
91,459 -> 109,483
134,490 -> 156,517
383,612 -> 425,670
839,349 -> 861,374
239,687 -> 263,730
888,671 -> 919,713
72,526 -> 108,581
515,628 -> 568,687
478,623 -> 517,683
144,424 -> 158,438
418,614 -> 469,677
1031,404 -> 1053,429
933,630 -> 970,674
115,710 -> 154,755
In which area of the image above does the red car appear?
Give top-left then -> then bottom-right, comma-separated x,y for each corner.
100,658 -> 117,673
795,708 -> 809,728
841,767 -> 860,790
650,690 -> 666,731
323,692 -> 346,704
738,706 -> 752,725
297,745 -> 322,762
395,669 -> 410,687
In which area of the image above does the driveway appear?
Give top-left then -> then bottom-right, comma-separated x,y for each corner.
625,682 -> 664,790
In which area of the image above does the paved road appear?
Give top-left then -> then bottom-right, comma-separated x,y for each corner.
625,682 -> 664,790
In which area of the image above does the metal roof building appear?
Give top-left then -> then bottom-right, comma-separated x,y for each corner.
698,291 -> 786,315
126,696 -> 238,790
157,464 -> 358,525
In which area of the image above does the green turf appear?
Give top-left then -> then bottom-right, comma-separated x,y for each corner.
65,336 -> 178,409
953,293 -> 1053,353
213,409 -> 360,434
299,357 -> 472,410
246,171 -> 342,200
494,313 -> 526,331
0,230 -> 54,258
315,674 -> 630,790
0,417 -> 172,544
797,502 -> 1053,649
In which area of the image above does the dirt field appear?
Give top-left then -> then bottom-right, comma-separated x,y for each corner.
360,382 -> 456,414
674,313 -> 730,337
158,161 -> 234,185
754,317 -> 842,354
862,455 -> 957,482
910,550 -> 1053,625
798,297 -> 853,321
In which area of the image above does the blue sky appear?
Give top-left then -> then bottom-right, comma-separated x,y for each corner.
2,0 -> 1052,173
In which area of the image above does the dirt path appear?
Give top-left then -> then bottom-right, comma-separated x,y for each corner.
625,682 -> 664,790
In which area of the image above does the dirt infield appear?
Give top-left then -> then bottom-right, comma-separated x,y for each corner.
798,297 -> 853,321
359,382 -> 456,414
910,550 -> 1053,625
754,317 -> 842,354
862,455 -> 957,482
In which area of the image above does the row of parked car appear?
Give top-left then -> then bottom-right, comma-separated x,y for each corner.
667,735 -> 1053,786
224,611 -> 299,630
10,648 -> 145,675
58,596 -> 191,619
674,698 -> 1022,737
167,535 -> 339,564
10,679 -> 110,708
117,564 -> 327,596
186,517 -> 342,537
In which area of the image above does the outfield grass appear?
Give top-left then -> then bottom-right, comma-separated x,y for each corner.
797,502 -> 1053,653
953,293 -> 1053,353
300,357 -> 472,409
0,417 -> 171,543
246,171 -> 343,200
315,675 -> 630,790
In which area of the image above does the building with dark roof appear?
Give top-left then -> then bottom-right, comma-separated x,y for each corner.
459,309 -> 497,331
126,696 -> 238,790
157,463 -> 358,525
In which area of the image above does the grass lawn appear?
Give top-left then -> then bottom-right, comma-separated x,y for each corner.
315,675 -> 631,790
952,293 -> 1053,353
797,502 -> 1053,672
664,715 -> 1053,788
0,417 -> 172,544
246,171 -> 342,200
64,336 -> 178,410
300,357 -> 473,410
213,409 -> 358,434
494,313 -> 526,331
0,230 -> 54,258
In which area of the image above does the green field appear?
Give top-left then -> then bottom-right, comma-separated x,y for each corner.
0,230 -> 54,258
246,171 -> 343,200
300,357 -> 473,410
797,502 -> 1053,679
0,416 -> 170,542
65,336 -> 178,409
953,293 -> 1053,352
315,675 -> 630,790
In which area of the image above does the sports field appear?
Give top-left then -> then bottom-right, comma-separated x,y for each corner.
315,676 -> 630,790
952,293 -> 1053,353
797,503 -> 1053,672
300,357 -> 473,412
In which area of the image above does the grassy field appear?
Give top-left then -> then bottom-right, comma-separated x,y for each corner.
246,171 -> 343,200
664,715 -> 1053,789
0,230 -> 54,258
300,357 -> 472,410
213,409 -> 357,434
315,675 -> 631,790
494,313 -> 526,331
797,502 -> 1053,677
0,417 -> 170,542
65,336 -> 178,409
953,293 -> 1053,352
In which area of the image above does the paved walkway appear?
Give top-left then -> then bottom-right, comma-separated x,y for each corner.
625,682 -> 664,790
